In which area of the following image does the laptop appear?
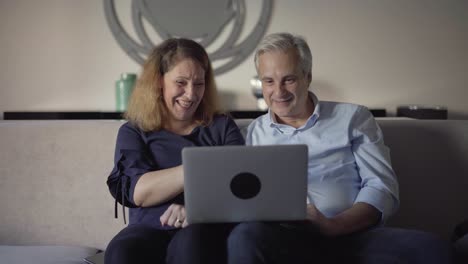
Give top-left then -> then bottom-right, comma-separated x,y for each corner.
182,144 -> 308,224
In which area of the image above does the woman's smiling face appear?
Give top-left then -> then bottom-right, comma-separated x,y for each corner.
161,58 -> 206,124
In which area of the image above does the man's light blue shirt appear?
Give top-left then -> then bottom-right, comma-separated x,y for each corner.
245,93 -> 399,222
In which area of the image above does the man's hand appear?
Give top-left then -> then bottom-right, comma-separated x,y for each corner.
160,203 -> 188,228
307,202 -> 381,237
306,204 -> 338,236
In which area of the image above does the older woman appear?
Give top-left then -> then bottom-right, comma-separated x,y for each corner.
105,38 -> 244,264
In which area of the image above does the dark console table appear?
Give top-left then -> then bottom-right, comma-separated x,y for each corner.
3,109 -> 386,120
3,111 -> 268,120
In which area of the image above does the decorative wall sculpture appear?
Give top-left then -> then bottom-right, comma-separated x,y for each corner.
104,0 -> 272,75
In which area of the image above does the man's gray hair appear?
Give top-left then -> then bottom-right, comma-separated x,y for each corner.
254,32 -> 312,76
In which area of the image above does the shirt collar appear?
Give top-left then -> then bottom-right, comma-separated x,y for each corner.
268,91 -> 321,132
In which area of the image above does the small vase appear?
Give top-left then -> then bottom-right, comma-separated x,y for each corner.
115,73 -> 137,112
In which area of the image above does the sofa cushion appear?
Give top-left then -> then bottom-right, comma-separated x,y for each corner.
0,121 -> 125,249
0,245 -> 99,264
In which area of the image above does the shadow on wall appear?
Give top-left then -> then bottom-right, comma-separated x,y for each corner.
449,112 -> 468,120
310,80 -> 343,102
219,90 -> 238,111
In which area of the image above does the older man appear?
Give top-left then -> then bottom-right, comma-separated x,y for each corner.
241,32 -> 453,264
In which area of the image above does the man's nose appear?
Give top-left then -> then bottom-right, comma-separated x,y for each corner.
272,82 -> 286,95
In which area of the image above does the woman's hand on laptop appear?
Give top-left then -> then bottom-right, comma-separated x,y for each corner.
160,203 -> 188,228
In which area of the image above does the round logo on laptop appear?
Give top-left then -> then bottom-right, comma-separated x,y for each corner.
230,172 -> 261,199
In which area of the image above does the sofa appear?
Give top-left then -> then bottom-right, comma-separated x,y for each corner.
1,118 -> 468,263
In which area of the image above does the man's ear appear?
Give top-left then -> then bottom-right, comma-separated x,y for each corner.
307,72 -> 312,85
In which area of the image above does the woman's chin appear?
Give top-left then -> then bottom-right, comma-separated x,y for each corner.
172,111 -> 196,122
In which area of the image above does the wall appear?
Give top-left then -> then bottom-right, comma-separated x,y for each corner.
1,0 -> 467,119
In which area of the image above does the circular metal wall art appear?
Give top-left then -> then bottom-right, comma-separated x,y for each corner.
104,0 -> 272,75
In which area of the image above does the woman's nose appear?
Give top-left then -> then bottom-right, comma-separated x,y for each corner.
184,83 -> 195,97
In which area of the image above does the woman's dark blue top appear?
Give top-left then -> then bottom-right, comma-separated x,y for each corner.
107,115 -> 245,229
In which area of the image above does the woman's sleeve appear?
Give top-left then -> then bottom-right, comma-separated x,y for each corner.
223,116 -> 246,145
106,123 -> 157,211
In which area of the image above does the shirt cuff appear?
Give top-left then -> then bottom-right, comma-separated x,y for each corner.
354,186 -> 397,224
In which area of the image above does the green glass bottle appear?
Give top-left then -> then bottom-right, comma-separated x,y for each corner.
115,73 -> 137,112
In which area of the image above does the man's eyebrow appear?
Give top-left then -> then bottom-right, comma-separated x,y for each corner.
282,74 -> 297,79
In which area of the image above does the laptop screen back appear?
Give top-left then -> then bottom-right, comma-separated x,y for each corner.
182,144 -> 308,224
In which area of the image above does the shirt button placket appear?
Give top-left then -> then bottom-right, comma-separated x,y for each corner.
291,130 -> 300,144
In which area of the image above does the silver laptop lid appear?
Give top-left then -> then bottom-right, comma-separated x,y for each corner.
182,144 -> 308,224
